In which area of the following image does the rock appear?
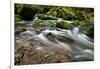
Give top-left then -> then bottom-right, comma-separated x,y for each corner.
15,35 -> 71,65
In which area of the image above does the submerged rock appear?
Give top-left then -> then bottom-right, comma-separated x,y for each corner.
15,35 -> 71,65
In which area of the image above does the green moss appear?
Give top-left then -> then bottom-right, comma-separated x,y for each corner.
15,15 -> 22,22
15,4 -> 94,38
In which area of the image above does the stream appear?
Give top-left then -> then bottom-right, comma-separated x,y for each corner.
15,17 -> 94,64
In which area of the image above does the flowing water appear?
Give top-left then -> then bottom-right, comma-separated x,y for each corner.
16,20 -> 94,62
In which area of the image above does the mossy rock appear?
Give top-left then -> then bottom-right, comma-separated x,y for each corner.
56,21 -> 71,29
15,15 -> 22,22
33,19 -> 57,27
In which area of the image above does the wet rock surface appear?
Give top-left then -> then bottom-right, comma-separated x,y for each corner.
15,25 -> 71,65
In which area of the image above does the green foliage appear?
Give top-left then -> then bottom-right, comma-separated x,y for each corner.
47,7 -> 76,20
15,4 -> 94,38
15,4 -> 53,20
15,15 -> 22,22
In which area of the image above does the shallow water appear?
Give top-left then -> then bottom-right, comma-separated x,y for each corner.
15,20 -> 94,65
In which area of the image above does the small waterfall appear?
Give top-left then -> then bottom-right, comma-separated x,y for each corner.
20,27 -> 36,39
33,26 -> 94,61
32,28 -> 73,54
16,20 -> 94,61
